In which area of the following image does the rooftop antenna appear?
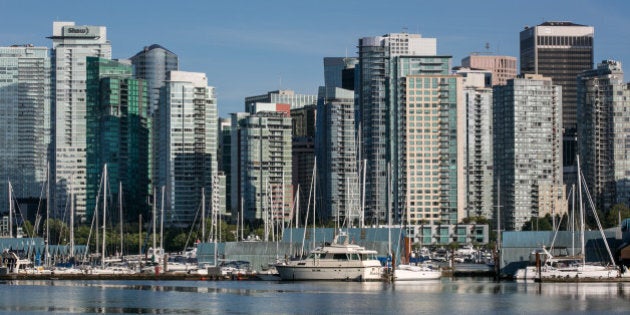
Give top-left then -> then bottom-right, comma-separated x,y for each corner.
485,42 -> 490,52
279,76 -> 282,90
402,26 -> 408,33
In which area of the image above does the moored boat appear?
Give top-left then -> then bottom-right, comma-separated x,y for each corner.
275,231 -> 383,281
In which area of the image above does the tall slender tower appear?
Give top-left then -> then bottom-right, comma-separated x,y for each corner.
520,21 -> 594,173
156,71 -> 217,227
577,60 -> 630,212
50,21 -> 111,220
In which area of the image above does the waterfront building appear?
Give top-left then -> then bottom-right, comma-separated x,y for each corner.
130,45 -> 178,195
218,117 -> 232,216
291,104 -> 316,225
520,21 -> 594,177
50,21 -> 111,219
323,57 -> 358,90
577,60 -> 630,212
155,71 -> 217,227
401,73 -> 465,226
240,104 -> 292,236
229,112 -> 250,221
244,90 -> 316,112
356,33 -> 440,224
455,68 -> 494,220
461,54 -> 517,86
316,87 -> 358,224
0,45 -> 50,215
493,74 -> 565,230
85,57 -> 149,222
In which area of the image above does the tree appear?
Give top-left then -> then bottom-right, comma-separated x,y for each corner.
604,203 -> 630,228
521,214 -> 554,231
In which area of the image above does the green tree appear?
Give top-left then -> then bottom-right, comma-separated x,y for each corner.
604,203 -> 630,228
521,214 -> 554,231
21,220 -> 35,238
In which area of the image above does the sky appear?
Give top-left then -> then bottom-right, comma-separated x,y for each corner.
1,0 -> 629,117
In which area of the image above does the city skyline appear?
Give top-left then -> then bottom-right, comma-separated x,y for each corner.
2,0 -> 629,117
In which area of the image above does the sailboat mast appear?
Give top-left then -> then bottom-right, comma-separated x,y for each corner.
152,187 -> 156,256
202,187 -> 206,242
45,163 -> 50,266
313,158 -> 316,250
577,156 -> 585,266
160,185 -> 165,250
102,164 -> 107,268
70,174 -> 75,258
119,181 -> 123,259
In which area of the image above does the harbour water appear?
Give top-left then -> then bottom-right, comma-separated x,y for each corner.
1,278 -> 629,314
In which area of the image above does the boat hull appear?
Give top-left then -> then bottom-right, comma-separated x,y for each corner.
275,264 -> 382,281
394,265 -> 441,281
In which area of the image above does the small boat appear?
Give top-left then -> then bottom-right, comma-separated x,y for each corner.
275,231 -> 383,281
394,264 -> 441,281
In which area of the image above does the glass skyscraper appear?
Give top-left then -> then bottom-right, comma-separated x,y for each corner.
0,45 -> 50,217
85,57 -> 149,222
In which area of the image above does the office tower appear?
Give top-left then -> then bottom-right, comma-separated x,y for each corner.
244,90 -> 316,112
461,54 -> 517,86
577,60 -> 630,212
229,112 -> 250,222
520,21 -> 594,169
130,45 -> 178,195
85,57 -> 149,222
0,45 -> 50,217
129,45 -> 178,115
455,68 -> 494,220
156,71 -> 217,227
493,75 -> 565,230
240,104 -> 292,236
316,86 -> 359,224
324,57 -> 358,90
218,117 -> 232,216
50,21 -> 111,219
291,104 -> 316,224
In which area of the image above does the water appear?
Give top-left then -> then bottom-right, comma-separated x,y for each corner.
0,278 -> 629,314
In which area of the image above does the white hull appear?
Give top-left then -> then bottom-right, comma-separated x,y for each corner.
276,264 -> 382,281
394,265 -> 441,281
515,265 -> 620,280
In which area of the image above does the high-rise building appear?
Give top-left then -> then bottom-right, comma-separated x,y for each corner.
461,54 -> 517,86
316,87 -> 358,224
218,117 -> 232,216
130,45 -> 178,195
356,33 -> 467,226
577,60 -> 630,212
240,105 -> 292,237
50,21 -> 111,219
401,74 -> 465,226
156,71 -> 217,227
455,68 -> 495,220
0,45 -> 50,216
323,57 -> 358,90
129,45 -> 178,115
229,112 -> 250,221
291,104 -> 316,224
85,57 -> 149,222
244,90 -> 316,112
520,21 -> 594,169
493,74 -> 565,230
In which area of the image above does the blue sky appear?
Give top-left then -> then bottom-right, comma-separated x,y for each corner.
2,0 -> 629,117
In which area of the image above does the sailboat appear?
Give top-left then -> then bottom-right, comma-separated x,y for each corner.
515,156 -> 621,280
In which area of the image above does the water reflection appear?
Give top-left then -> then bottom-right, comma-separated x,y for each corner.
0,279 -> 629,313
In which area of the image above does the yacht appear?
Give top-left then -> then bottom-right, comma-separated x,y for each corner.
394,263 -> 442,281
275,231 -> 383,281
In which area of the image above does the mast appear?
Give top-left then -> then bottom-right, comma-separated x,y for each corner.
70,173 -> 75,258
160,185 -> 165,250
313,157 -> 316,250
361,159 -> 367,228
577,156 -> 585,266
102,164 -> 107,268
8,181 -> 12,238
45,163 -> 50,266
201,187 -> 206,242
571,184 -> 575,256
119,181 -> 123,259
152,187 -> 156,258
